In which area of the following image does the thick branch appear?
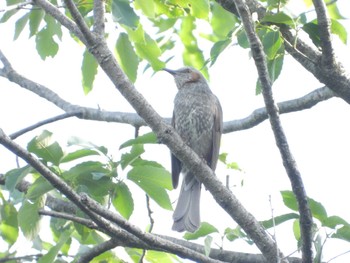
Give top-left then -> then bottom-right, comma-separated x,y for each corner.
312,0 -> 336,66
92,0 -> 105,37
77,239 -> 119,263
233,0 -> 313,262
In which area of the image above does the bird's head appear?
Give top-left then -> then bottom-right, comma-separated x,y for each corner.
163,67 -> 207,90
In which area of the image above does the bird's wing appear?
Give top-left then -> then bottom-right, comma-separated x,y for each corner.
171,111 -> 182,189
210,97 -> 223,171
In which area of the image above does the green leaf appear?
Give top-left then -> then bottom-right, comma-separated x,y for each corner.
183,222 -> 218,240
204,235 -> 213,256
115,33 -> 139,83
0,200 -> 19,246
29,9 -> 45,37
128,165 -> 172,210
120,144 -> 145,169
119,132 -> 158,149
322,215 -> 349,229
67,136 -> 108,155
35,26 -> 59,59
0,9 -> 19,23
112,182 -> 134,219
38,229 -> 72,263
237,29 -> 249,49
26,176 -> 53,201
308,197 -> 328,222
145,250 -> 177,263
179,17 -> 208,77
27,130 -> 64,165
14,12 -> 30,40
262,12 -> 296,27
302,21 -> 321,48
18,198 -> 44,240
60,148 -> 100,163
224,226 -> 250,243
112,0 -> 139,29
293,219 -> 301,241
4,166 -> 32,192
281,190 -> 298,211
188,0 -> 209,19
210,39 -> 231,66
332,225 -> 350,242
134,33 -> 165,70
6,0 -> 23,5
267,51 -> 284,83
211,2 -> 236,39
259,28 -> 282,60
64,161 -> 113,197
331,19 -> 347,44
81,49 -> 98,94
134,0 -> 155,18
326,0 -> 345,19
152,18 -> 177,33
261,213 -> 299,229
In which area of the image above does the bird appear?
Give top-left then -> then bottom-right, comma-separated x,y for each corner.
163,67 -> 223,232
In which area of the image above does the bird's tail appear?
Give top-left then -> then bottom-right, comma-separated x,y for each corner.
172,175 -> 201,232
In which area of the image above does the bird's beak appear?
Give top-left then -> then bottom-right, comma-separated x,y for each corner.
162,68 -> 177,75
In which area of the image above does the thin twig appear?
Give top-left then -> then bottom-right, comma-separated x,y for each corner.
9,112 -> 81,139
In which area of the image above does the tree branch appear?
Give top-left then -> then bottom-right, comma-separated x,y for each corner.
0,48 -> 335,135
92,0 -> 105,37
9,112 -> 81,139
77,239 -> 120,263
312,0 -> 336,67
233,0 -> 313,262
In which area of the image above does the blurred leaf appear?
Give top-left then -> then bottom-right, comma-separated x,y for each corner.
145,250 -> 177,263
120,144 -> 145,169
4,166 -> 32,192
82,49 -> 98,94
26,176 -> 53,201
211,2 -> 236,39
120,132 -> 158,149
188,0 -> 209,19
281,190 -> 298,211
152,17 -> 177,33
29,9 -> 45,37
332,225 -> 350,242
18,198 -> 44,240
183,222 -> 218,240
308,197 -> 328,222
38,229 -> 72,263
134,0 -> 155,18
224,226 -> 252,244
261,213 -> 299,229
267,51 -> 284,83
322,215 -> 349,229
112,0 -> 139,29
293,219 -> 301,241
14,12 -> 30,40
204,235 -> 213,256
67,136 -> 108,155
237,29 -> 249,48
134,33 -> 165,70
326,0 -> 345,19
112,182 -> 134,219
0,9 -> 19,23
61,149 -> 100,163
259,28 -> 282,60
6,0 -> 23,4
302,21 -> 321,48
179,16 -> 208,77
262,12 -> 295,27
27,130 -> 64,165
210,39 -> 231,66
0,199 -> 19,246
331,19 -> 347,44
128,165 -> 172,210
115,33 -> 139,83
35,26 -> 59,59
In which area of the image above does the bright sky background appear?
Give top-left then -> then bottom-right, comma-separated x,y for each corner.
1,0 -> 350,262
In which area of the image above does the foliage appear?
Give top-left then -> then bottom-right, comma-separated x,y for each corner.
0,0 -> 349,262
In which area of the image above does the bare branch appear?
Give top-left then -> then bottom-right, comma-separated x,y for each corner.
93,0 -> 105,37
9,112 -> 81,139
233,0 -> 313,262
312,0 -> 336,66
77,239 -> 120,263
